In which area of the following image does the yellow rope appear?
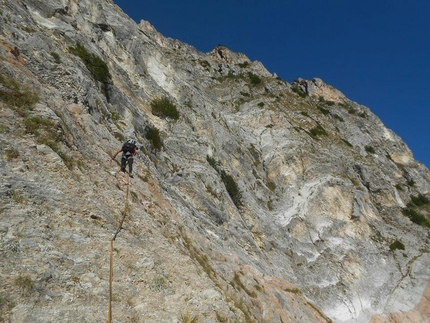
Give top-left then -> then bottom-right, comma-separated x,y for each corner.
108,172 -> 130,323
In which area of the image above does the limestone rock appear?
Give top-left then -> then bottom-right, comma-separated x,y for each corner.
0,0 -> 429,322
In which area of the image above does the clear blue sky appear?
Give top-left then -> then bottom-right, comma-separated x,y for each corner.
114,0 -> 430,169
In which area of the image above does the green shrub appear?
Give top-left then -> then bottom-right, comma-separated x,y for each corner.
206,155 -> 219,169
247,72 -> 261,85
309,124 -> 328,138
150,97 -> 179,120
347,107 -> 356,114
69,42 -> 111,87
257,102 -> 264,107
410,194 -> 430,206
145,126 -> 163,151
291,84 -> 307,98
365,145 -> 376,154
317,106 -> 330,115
207,155 -> 242,208
110,112 -> 121,121
402,208 -> 430,228
37,136 -> 59,152
237,61 -> 249,68
267,181 -> 276,191
220,170 -> 242,208
334,114 -> 344,122
389,240 -> 405,251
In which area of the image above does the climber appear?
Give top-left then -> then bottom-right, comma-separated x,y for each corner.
112,139 -> 138,178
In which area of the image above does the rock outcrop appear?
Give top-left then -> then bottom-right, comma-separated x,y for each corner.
1,0 -> 429,322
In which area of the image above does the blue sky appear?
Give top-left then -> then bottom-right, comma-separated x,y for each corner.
114,0 -> 429,168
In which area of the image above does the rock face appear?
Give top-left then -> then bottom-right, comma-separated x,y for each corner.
1,1 -> 429,322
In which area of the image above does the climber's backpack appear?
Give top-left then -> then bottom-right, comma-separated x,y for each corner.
122,139 -> 136,155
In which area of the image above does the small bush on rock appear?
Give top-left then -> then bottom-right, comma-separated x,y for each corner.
69,42 -> 111,88
145,125 -> 163,151
150,97 -> 179,120
389,240 -> 405,251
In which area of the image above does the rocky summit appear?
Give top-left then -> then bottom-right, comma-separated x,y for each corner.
1,1 -> 429,322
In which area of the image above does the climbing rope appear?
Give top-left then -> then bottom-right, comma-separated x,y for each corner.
108,171 -> 131,323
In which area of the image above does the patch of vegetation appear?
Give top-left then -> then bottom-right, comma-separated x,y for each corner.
50,51 -> 61,64
57,151 -> 74,169
220,170 -> 242,208
22,26 -> 36,33
257,102 -> 264,107
267,181 -> 276,191
149,275 -> 168,292
409,194 -> 430,206
24,116 -> 55,134
11,190 -> 25,203
333,114 -> 344,122
402,208 -> 430,228
4,147 -> 19,161
181,229 -> 216,279
206,155 -> 220,169
110,112 -> 120,121
284,287 -> 302,294
240,91 -> 250,97
1,239 -> 21,252
69,42 -> 111,88
317,105 -> 330,115
291,84 -> 307,98
15,275 -> 34,296
150,97 -> 180,120
199,60 -> 210,70
0,74 -> 40,115
145,125 -> 163,151
0,292 -> 15,319
179,311 -> 199,323
215,312 -> 229,323
247,72 -> 262,85
232,272 -> 257,298
347,107 -> 356,114
365,145 -> 376,154
389,240 -> 405,251
309,124 -> 328,139
215,71 -> 246,83
207,155 -> 242,208
23,116 -> 74,169
237,61 -> 250,68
